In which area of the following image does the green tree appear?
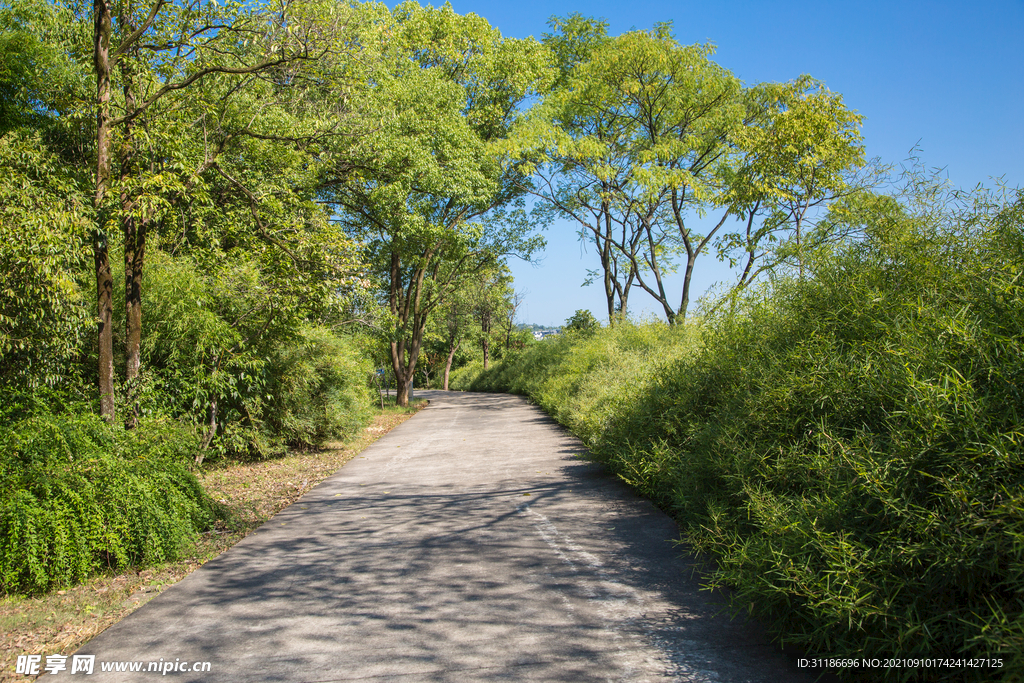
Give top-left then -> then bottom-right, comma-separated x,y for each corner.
0,0 -> 88,134
563,309 -> 598,335
427,284 -> 479,391
515,20 -> 866,324
720,77 -> 870,285
0,0 -> 93,395
499,288 -> 526,354
322,2 -> 548,405
86,0 -> 361,421
470,264 -> 514,370
0,131 -> 91,394
514,14 -> 639,323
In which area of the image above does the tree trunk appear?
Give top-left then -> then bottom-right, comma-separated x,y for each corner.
443,341 -> 459,390
795,216 -> 804,279
122,54 -> 147,428
123,211 -> 146,422
619,278 -> 630,322
392,341 -> 409,407
94,241 -> 115,420
195,395 -> 217,467
601,204 -> 617,322
603,268 -> 616,322
390,333 -> 423,407
675,254 -> 696,324
394,378 -> 409,406
93,0 -> 115,421
480,308 -> 491,370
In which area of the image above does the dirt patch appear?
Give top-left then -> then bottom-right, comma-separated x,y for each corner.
0,402 -> 426,682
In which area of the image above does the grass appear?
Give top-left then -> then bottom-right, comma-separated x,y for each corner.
0,400 -> 426,682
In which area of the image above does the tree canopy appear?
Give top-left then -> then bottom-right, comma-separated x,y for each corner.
510,16 -> 866,323
2,1 -> 874,424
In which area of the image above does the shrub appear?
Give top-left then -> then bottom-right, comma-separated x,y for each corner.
563,309 -> 599,336
138,252 -> 376,460
448,360 -> 485,391
659,194 -> 1024,680
0,409 -> 215,594
264,326 -> 374,450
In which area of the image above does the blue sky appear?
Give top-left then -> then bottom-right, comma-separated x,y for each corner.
444,0 -> 1023,325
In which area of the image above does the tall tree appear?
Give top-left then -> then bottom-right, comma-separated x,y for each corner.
0,0 -> 93,393
87,0 -> 354,420
323,2 -> 548,405
513,14 -> 639,323
514,20 -> 865,323
719,77 -> 869,286
469,264 -> 513,370
433,286 -> 477,391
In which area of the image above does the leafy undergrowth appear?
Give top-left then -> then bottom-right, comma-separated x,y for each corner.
0,413 -> 216,594
0,402 -> 426,682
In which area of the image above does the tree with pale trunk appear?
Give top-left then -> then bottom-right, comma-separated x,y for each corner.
511,17 -> 866,324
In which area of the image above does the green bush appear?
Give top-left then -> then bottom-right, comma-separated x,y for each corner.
448,359 -> 485,391
477,189 -> 1024,680
471,334 -> 576,395
0,409 -> 215,594
137,252 -> 376,459
662,195 -> 1024,680
563,309 -> 600,336
264,326 -> 374,450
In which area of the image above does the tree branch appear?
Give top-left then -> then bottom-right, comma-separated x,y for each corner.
112,0 -> 167,62
212,163 -> 303,264
111,53 -> 313,127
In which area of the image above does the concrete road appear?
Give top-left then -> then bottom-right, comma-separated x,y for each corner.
61,391 -> 819,682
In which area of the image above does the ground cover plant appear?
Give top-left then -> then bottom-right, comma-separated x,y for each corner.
0,409 -> 215,594
469,186 -> 1024,682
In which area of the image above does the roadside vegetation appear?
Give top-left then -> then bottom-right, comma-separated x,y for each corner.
465,181 -> 1024,682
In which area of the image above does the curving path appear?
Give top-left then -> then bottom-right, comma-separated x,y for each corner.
61,391 -> 819,682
